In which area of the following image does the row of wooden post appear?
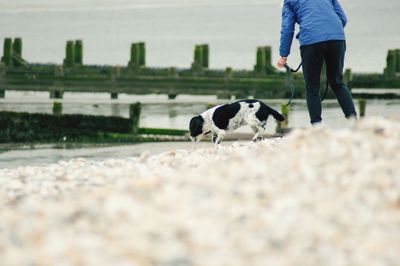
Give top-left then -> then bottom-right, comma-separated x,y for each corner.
384,49 -> 400,78
191,44 -> 209,70
64,40 -> 83,67
2,38 -> 400,79
1,38 -> 23,67
128,42 -> 146,68
254,46 -> 274,74
1,38 -> 269,74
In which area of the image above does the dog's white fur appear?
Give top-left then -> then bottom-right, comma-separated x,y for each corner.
194,101 -> 267,144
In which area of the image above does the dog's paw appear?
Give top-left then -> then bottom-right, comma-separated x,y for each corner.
252,136 -> 264,142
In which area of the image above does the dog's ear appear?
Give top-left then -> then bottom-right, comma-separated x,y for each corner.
189,116 -> 204,137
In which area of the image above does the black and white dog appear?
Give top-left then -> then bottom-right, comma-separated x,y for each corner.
189,100 -> 285,144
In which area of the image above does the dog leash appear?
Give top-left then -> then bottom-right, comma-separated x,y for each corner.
284,62 -> 329,106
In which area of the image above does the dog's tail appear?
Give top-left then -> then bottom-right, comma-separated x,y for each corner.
266,105 -> 285,121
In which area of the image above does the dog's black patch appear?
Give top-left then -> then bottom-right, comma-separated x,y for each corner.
240,99 -> 257,108
256,102 -> 285,122
189,115 -> 205,137
241,99 -> 258,104
212,102 -> 241,130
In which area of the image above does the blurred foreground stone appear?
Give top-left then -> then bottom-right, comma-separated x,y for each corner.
0,117 -> 399,266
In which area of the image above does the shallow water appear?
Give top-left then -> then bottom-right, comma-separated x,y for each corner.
1,90 -> 399,131
1,0 -> 400,72
1,91 -> 399,168
0,142 -> 212,169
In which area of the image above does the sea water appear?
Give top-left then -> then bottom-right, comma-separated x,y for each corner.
0,0 -> 399,72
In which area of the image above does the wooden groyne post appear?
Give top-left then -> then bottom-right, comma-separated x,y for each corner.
384,50 -> 398,78
50,89 -> 64,99
202,44 -> 209,69
192,45 -> 203,71
110,67 -> 119,99
129,43 -> 139,69
344,68 -> 353,88
276,103 -> 290,133
1,38 -> 13,66
63,40 -> 83,67
75,40 -> 83,65
129,42 -> 146,69
64,41 -> 75,67
191,44 -> 209,71
0,37 -> 24,98
12,38 -> 23,67
263,46 -> 274,73
13,38 -> 22,57
359,99 -> 367,117
111,92 -> 118,99
225,67 -> 233,80
254,46 -> 274,74
254,47 -> 266,73
53,102 -> 63,115
129,102 -> 141,133
396,49 -> 400,73
139,42 -> 146,67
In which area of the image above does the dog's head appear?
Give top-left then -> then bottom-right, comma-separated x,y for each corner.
189,115 -> 205,142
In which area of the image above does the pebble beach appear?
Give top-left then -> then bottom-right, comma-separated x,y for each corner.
1,117 -> 400,266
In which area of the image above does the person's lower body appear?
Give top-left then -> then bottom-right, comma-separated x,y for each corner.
300,40 -> 357,125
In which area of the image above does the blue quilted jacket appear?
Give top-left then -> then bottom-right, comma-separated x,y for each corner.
280,0 -> 348,57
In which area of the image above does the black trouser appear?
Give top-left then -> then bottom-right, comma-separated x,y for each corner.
300,40 -> 357,124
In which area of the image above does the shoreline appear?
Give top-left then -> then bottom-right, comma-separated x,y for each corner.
0,132 -> 283,169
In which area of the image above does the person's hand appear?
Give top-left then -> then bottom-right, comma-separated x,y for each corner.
277,57 -> 288,68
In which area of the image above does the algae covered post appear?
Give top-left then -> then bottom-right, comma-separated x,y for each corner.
74,40 -> 83,65
0,37 -> 399,99
2,38 -> 13,66
359,99 -> 367,117
344,68 -> 353,88
202,44 -> 209,69
263,46 -> 275,73
50,89 -> 64,99
384,50 -> 397,78
52,102 -> 62,116
129,43 -> 139,68
276,103 -> 290,133
64,40 -> 75,67
129,42 -> 145,68
192,44 -> 204,71
129,102 -> 141,133
13,38 -> 22,57
139,42 -> 146,67
254,47 -> 266,73
396,49 -> 400,73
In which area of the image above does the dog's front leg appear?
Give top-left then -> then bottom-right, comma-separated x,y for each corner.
211,132 -> 218,143
252,126 -> 265,142
214,130 -> 227,145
